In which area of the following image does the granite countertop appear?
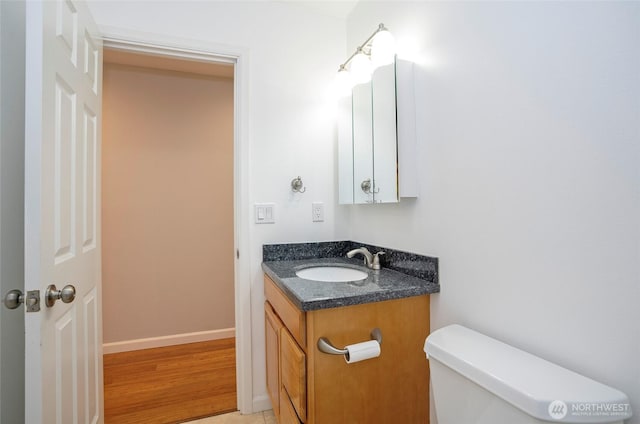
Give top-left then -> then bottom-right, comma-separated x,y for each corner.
262,256 -> 440,311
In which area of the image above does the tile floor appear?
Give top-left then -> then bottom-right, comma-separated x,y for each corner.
185,410 -> 276,424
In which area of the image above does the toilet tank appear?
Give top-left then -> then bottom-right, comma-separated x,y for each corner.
424,325 -> 632,424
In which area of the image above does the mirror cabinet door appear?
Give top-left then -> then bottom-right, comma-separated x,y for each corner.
338,96 -> 354,204
338,58 -> 409,205
352,82 -> 374,204
371,62 -> 398,203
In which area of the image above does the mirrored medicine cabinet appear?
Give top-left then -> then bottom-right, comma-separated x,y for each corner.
338,58 -> 417,204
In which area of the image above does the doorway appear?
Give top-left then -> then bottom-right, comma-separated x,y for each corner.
101,48 -> 236,423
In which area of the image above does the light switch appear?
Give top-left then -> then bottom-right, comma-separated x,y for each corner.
255,203 -> 275,224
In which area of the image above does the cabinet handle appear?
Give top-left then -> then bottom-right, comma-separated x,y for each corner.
317,328 -> 382,355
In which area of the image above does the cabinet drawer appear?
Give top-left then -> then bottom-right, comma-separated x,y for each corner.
280,388 -> 302,424
264,275 -> 306,347
280,328 -> 306,422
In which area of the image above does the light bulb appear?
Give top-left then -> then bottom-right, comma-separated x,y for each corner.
350,50 -> 372,85
334,67 -> 352,97
371,29 -> 396,68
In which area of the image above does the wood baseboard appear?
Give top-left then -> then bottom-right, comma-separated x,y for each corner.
103,328 -> 235,354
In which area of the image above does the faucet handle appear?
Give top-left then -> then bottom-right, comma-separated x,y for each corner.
372,251 -> 385,270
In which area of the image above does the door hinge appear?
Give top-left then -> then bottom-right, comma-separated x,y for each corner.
236,249 -> 240,259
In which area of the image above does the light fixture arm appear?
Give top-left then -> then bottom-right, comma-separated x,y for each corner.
338,23 -> 388,71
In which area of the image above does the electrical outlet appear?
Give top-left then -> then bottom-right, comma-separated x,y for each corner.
312,202 -> 324,222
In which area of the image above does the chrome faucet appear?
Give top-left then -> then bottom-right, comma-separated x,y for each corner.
347,247 -> 385,270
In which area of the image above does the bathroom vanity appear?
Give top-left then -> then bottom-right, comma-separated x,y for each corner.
262,242 -> 439,424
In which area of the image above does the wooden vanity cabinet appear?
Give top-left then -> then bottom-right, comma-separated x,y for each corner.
264,274 -> 430,424
265,275 -> 307,423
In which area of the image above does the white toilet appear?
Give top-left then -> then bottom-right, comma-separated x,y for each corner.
424,325 -> 632,423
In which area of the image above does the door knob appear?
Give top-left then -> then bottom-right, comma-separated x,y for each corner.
3,289 -> 41,312
3,289 -> 24,310
45,284 -> 76,307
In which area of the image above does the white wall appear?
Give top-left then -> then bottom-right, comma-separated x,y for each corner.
87,1 -> 640,419
345,1 -> 639,422
0,1 -> 26,422
86,0 -> 347,410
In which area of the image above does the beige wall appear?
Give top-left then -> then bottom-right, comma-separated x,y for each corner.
102,61 -> 234,344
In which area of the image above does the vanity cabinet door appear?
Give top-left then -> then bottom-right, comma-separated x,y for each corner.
281,328 -> 307,422
265,302 -> 283,419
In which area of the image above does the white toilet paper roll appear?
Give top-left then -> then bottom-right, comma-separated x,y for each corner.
344,340 -> 381,364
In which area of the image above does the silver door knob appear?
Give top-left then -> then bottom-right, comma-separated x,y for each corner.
45,284 -> 76,307
3,289 -> 24,310
3,289 -> 40,312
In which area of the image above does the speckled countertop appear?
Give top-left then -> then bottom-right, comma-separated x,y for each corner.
262,241 -> 440,311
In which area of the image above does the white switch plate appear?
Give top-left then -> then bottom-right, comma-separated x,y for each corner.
312,202 -> 324,222
255,203 -> 275,224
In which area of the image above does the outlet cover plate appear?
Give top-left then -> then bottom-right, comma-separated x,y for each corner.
312,202 -> 324,222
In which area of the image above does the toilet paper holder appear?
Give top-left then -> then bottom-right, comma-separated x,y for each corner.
317,328 -> 382,355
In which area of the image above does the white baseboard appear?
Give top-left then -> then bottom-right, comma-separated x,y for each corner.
103,328 -> 235,354
251,394 -> 273,414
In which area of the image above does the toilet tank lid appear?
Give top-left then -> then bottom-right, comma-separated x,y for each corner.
424,325 -> 632,423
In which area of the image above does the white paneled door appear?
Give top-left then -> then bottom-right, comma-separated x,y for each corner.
24,1 -> 103,423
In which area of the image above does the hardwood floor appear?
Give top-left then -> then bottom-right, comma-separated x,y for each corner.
104,338 -> 237,424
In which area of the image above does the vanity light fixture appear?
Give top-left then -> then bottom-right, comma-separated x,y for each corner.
335,65 -> 352,97
350,47 -> 373,84
335,23 -> 396,96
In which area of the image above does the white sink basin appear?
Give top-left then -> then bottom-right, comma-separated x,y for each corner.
295,266 -> 368,283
